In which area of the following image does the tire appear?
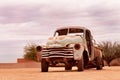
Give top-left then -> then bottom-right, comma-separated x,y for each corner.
41,59 -> 49,72
77,55 -> 84,71
65,63 -> 72,70
102,55 -> 104,67
96,56 -> 103,70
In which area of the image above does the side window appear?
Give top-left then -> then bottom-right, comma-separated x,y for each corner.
55,29 -> 68,36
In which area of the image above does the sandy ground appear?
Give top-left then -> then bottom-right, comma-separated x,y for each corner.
0,66 -> 120,80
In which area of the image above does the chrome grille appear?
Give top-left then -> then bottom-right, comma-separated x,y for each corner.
42,47 -> 73,58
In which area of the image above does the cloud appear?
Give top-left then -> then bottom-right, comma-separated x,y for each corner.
0,0 -> 113,24
0,4 -> 47,23
0,1 -> 120,42
88,5 -> 120,26
0,0 -> 119,28
0,22 -> 52,41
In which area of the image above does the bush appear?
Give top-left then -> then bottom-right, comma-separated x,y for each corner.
23,44 -> 37,61
99,41 -> 120,66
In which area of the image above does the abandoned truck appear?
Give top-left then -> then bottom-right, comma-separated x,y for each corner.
36,27 -> 104,72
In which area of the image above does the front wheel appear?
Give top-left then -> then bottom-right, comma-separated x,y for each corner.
96,56 -> 103,70
77,55 -> 84,71
41,59 -> 49,72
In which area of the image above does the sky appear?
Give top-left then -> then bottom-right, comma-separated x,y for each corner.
0,0 -> 120,63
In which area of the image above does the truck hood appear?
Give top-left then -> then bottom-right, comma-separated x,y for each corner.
46,35 -> 83,48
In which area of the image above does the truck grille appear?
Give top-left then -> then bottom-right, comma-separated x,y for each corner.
42,47 -> 74,58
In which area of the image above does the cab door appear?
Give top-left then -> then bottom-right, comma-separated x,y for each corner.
85,30 -> 94,60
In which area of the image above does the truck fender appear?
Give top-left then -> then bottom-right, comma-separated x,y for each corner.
94,47 -> 102,58
73,44 -> 84,60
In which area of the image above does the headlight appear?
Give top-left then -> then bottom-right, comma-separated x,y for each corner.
36,46 -> 42,52
74,44 -> 81,50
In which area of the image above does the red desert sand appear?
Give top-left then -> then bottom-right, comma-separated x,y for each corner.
0,66 -> 120,80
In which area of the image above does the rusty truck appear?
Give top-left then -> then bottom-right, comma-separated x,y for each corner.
36,26 -> 104,72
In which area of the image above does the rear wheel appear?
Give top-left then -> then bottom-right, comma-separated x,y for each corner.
96,56 -> 103,70
41,59 -> 49,72
77,55 -> 84,71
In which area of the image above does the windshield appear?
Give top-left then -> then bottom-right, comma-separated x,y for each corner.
55,29 -> 68,36
68,28 -> 84,37
54,28 -> 84,36
69,28 -> 83,33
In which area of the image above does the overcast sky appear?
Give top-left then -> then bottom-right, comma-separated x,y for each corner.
0,0 -> 120,63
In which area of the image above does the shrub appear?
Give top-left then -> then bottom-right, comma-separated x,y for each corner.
99,41 -> 120,66
23,44 -> 37,61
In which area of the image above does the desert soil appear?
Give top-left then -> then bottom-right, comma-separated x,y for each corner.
0,66 -> 120,80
